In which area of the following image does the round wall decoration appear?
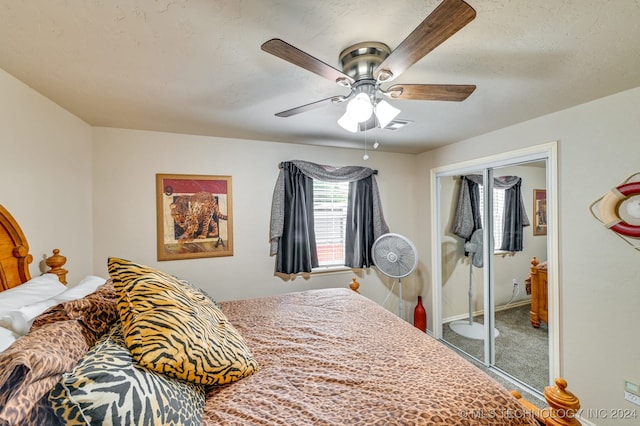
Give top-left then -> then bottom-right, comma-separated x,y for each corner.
590,173 -> 640,249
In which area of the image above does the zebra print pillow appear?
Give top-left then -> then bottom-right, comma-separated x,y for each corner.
108,257 -> 259,385
48,321 -> 205,426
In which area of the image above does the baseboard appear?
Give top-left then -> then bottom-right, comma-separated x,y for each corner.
496,299 -> 531,312
443,299 -> 531,324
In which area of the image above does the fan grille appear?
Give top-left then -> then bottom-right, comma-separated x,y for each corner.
372,233 -> 418,278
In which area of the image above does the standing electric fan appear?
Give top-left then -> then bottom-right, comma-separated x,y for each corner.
449,229 -> 499,339
371,233 -> 418,319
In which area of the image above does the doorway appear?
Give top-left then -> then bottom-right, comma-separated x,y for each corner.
430,143 -> 558,396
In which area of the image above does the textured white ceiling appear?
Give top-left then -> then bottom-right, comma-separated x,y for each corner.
1,0 -> 639,154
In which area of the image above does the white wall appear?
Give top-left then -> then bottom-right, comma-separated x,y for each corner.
0,69 -> 94,283
0,62 -> 422,317
91,127 -> 420,314
417,86 -> 640,426
4,59 -> 640,424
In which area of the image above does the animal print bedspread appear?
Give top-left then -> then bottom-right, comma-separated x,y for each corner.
0,282 -> 117,426
204,288 -> 539,425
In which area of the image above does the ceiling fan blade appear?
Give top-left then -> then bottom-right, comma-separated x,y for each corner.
387,84 -> 476,101
374,0 -> 476,82
262,39 -> 355,86
275,96 -> 346,117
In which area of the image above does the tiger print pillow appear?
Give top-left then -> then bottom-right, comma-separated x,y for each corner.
107,257 -> 259,385
49,321 -> 205,425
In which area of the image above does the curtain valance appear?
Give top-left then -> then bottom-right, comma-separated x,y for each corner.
452,174 -> 530,253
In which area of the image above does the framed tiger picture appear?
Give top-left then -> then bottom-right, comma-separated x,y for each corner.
533,188 -> 547,236
156,173 -> 233,261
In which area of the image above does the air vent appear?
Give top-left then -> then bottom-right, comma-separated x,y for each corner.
384,119 -> 412,130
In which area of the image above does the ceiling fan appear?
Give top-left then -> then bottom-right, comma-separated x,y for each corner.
261,0 -> 477,133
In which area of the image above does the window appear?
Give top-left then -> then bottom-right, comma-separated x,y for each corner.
478,185 -> 506,251
313,180 -> 349,267
272,161 -> 386,275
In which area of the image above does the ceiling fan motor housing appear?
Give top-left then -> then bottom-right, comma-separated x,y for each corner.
339,42 -> 391,81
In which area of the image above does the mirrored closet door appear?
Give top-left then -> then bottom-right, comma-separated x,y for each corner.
439,169 -> 487,364
432,145 -> 557,396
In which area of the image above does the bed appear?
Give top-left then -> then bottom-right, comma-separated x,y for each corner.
0,203 -> 581,425
528,257 -> 548,328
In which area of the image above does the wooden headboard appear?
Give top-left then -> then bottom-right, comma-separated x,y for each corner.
0,203 -> 67,291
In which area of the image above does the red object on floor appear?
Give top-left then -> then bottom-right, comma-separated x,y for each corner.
414,296 -> 427,332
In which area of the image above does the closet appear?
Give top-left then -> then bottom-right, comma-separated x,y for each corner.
430,143 -> 558,396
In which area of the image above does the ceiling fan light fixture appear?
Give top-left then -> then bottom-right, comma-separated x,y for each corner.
374,100 -> 401,128
345,93 -> 373,122
337,112 -> 359,133
262,0 -> 478,135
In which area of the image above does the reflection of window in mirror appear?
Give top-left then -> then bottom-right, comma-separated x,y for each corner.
478,185 -> 506,252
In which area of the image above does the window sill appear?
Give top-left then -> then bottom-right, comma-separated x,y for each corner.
311,265 -> 355,275
274,266 -> 361,281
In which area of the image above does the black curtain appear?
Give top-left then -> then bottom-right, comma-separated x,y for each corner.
345,176 -> 375,268
276,162 -> 318,274
499,178 -> 526,252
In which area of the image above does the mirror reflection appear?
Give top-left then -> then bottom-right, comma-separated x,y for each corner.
438,160 -> 549,394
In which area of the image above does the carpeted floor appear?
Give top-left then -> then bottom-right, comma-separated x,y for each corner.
442,303 -> 549,394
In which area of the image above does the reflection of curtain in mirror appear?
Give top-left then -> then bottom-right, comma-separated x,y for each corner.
452,175 -> 529,252
451,175 -> 482,242
496,176 -> 530,252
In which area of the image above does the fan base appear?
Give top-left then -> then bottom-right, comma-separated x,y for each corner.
449,320 -> 500,340
339,42 -> 390,80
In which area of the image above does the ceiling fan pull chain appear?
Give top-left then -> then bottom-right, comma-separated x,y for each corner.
363,128 -> 369,160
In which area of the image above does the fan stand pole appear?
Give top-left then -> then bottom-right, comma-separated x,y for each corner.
449,258 -> 500,340
398,278 -> 403,320
448,261 -> 483,340
467,260 -> 473,325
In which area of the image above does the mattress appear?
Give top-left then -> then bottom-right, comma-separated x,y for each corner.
204,288 -> 538,425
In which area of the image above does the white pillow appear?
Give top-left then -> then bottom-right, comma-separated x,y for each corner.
0,274 -> 66,313
56,275 -> 106,302
0,326 -> 18,352
0,275 -> 107,335
0,310 -> 32,335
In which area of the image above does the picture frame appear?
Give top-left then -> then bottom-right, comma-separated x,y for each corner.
533,189 -> 547,236
156,173 -> 233,261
